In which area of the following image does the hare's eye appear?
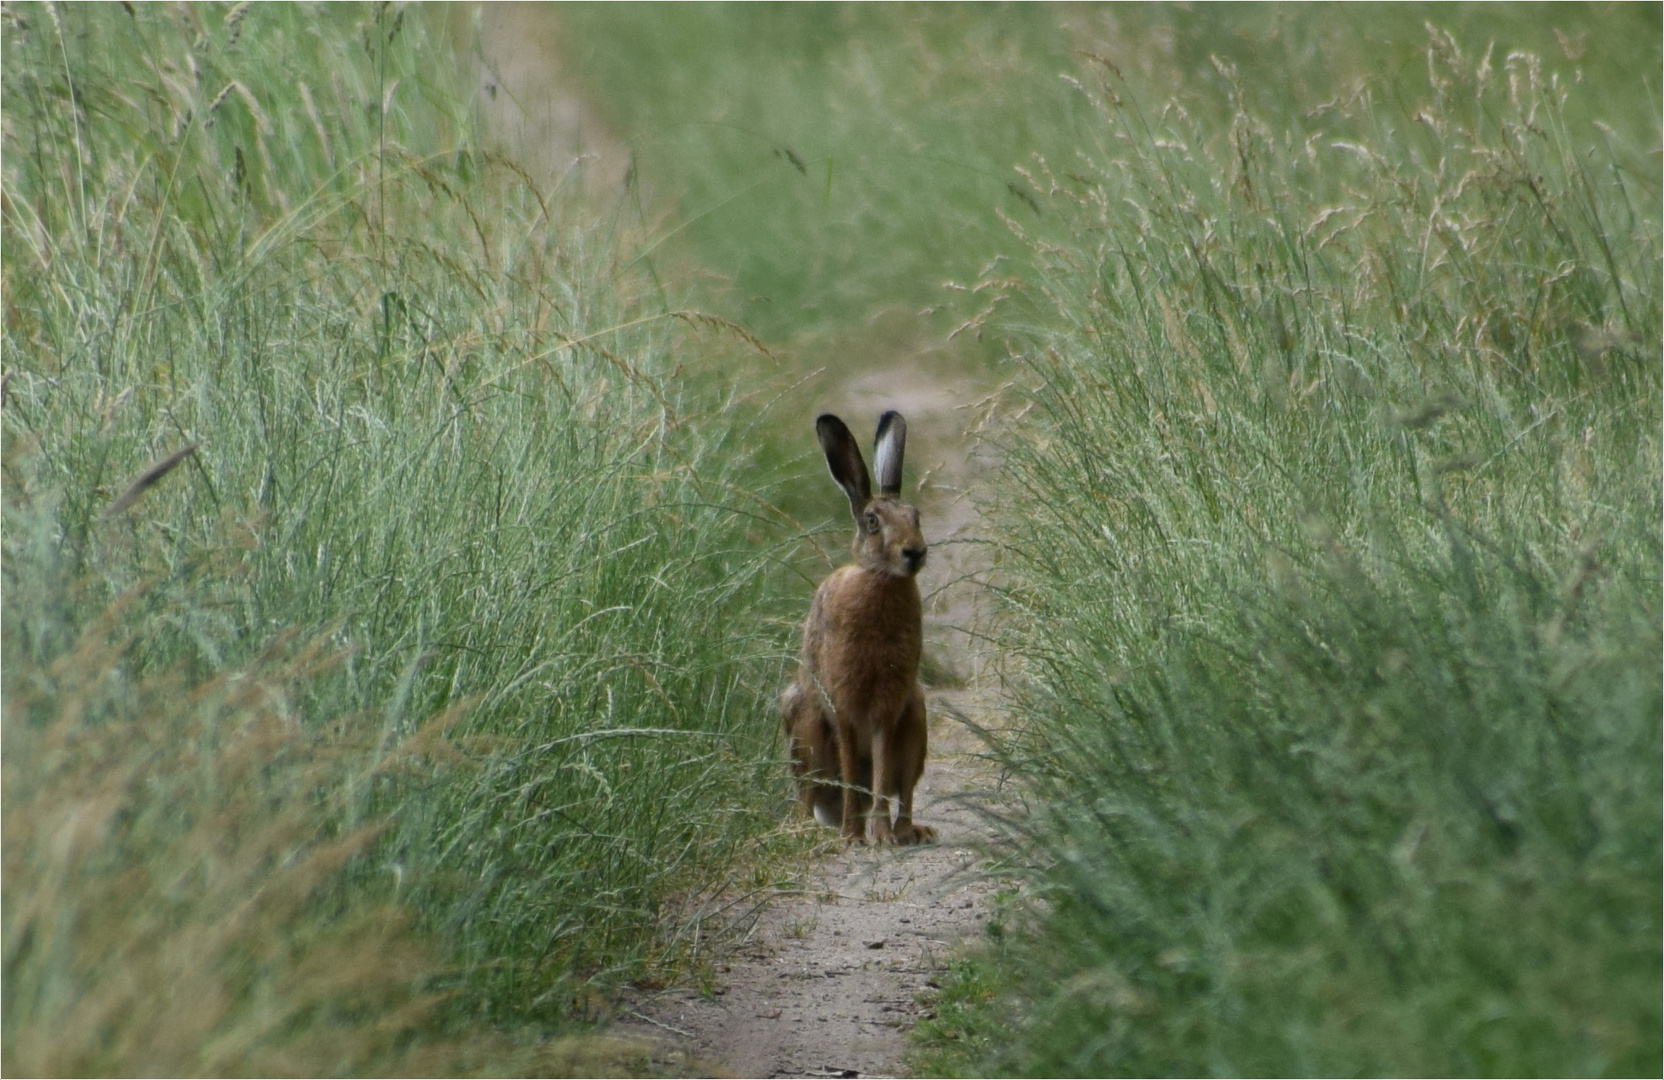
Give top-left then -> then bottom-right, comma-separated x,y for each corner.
864,511 -> 879,531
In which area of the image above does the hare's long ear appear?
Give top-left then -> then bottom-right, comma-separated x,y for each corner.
873,411 -> 906,497
817,414 -> 871,521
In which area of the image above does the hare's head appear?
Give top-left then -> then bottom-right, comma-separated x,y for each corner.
816,411 -> 927,578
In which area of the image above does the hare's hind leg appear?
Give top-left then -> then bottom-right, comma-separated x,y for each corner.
783,681 -> 842,827
889,686 -> 935,845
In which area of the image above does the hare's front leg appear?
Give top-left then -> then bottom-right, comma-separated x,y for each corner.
889,686 -> 935,845
869,722 -> 897,844
835,721 -> 869,843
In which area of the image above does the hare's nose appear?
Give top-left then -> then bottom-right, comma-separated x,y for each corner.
902,546 -> 927,570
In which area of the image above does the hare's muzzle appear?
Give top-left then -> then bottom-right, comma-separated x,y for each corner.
902,545 -> 927,575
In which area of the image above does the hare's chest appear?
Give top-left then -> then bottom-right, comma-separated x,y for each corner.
819,619 -> 919,675
809,572 -> 922,707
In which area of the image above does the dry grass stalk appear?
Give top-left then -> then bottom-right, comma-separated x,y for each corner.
102,443 -> 198,519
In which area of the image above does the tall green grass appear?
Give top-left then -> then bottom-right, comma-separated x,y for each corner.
4,2 -> 794,1067
3,527 -> 455,1076
921,20 -> 1660,1078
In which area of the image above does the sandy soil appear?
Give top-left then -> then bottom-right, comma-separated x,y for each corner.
613,722 -> 1003,1080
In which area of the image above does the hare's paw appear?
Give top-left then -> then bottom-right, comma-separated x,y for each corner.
889,822 -> 936,846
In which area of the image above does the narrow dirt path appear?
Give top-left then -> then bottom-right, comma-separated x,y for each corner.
468,4 -> 630,197
615,728 -> 999,1079
467,14 -> 1015,1074
615,363 -> 1010,1079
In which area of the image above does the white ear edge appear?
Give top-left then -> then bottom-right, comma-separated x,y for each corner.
873,411 -> 906,496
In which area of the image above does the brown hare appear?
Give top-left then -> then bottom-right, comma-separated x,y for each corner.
781,411 -> 936,845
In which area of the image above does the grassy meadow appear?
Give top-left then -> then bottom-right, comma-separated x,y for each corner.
4,3 -> 1659,1077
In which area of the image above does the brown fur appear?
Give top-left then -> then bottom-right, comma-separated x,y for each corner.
781,413 -> 935,844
